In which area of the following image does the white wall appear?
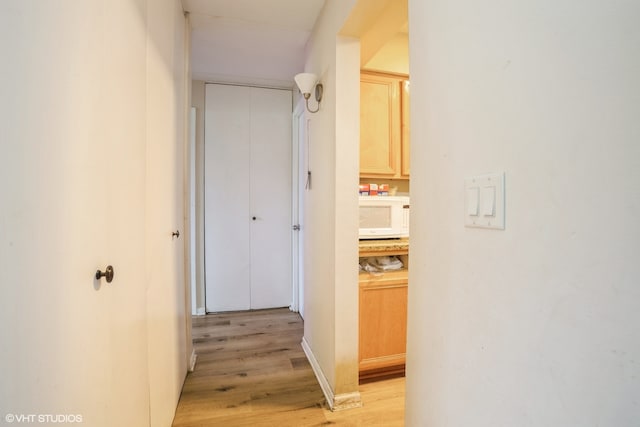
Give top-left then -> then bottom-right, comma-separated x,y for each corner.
0,1 -> 189,425
406,0 -> 640,425
301,0 -> 361,406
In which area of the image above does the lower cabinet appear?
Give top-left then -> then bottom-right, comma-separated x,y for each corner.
359,250 -> 408,381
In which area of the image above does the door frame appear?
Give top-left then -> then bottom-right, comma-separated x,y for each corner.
188,107 -> 198,315
291,98 -> 306,315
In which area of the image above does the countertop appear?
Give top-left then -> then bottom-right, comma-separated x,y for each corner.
358,238 -> 409,255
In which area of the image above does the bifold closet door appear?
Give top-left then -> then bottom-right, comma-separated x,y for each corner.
249,87 -> 293,309
204,84 -> 292,312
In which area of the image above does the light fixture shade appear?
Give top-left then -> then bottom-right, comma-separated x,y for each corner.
294,73 -> 318,95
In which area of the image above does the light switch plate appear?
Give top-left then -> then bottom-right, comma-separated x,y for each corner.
464,172 -> 505,229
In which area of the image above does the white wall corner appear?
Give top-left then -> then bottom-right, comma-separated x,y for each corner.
330,391 -> 363,412
301,337 -> 362,411
189,348 -> 197,372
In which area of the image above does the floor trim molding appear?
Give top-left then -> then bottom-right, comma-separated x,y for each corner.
301,337 -> 362,411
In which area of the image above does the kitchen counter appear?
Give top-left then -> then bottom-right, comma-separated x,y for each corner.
358,238 -> 409,257
358,237 -> 409,381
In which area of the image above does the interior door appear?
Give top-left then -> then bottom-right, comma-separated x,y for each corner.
204,84 -> 292,312
0,2 -> 149,425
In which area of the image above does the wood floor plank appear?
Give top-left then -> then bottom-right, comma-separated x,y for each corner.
172,308 -> 405,426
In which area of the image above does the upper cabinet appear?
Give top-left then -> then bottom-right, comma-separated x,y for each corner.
360,72 -> 400,177
400,80 -> 410,177
360,72 -> 410,179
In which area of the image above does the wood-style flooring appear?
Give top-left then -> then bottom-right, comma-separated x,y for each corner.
172,308 -> 405,426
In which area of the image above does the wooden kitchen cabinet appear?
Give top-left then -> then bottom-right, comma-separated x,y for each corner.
360,72 -> 410,179
400,80 -> 410,177
359,240 -> 409,380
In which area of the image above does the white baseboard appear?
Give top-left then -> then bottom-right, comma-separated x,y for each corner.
189,348 -> 197,372
301,337 -> 362,411
196,307 -> 206,316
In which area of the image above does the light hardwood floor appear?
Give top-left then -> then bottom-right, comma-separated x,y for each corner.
172,308 -> 405,426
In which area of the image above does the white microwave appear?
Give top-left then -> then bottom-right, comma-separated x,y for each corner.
359,196 -> 410,239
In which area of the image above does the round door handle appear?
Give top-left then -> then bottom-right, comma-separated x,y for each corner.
96,265 -> 114,283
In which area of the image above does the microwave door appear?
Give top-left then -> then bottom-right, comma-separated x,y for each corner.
359,205 -> 395,238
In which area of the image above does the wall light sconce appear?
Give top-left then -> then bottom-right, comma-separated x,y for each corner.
294,72 -> 323,113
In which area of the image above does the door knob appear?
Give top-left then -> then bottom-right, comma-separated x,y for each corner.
95,265 -> 114,283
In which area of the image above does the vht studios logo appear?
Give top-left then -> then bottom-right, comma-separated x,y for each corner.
5,413 -> 83,423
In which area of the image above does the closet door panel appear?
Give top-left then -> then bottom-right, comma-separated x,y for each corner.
249,87 -> 293,309
204,84 -> 251,312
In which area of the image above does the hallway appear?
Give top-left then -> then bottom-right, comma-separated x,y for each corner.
172,309 -> 405,426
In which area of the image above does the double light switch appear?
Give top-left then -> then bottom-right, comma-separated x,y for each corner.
464,172 -> 505,229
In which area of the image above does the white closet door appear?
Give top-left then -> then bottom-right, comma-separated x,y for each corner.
205,84 -> 252,312
204,84 -> 292,312
250,88 -> 292,309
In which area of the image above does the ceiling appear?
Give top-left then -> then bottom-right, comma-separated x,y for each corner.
182,0 -> 326,88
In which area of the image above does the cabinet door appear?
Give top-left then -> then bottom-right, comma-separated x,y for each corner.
359,283 -> 408,371
360,74 -> 401,177
401,80 -> 410,177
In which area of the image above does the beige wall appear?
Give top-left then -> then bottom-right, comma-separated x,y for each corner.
406,0 -> 640,425
0,1 -> 189,425
301,0 -> 361,406
363,33 -> 409,75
